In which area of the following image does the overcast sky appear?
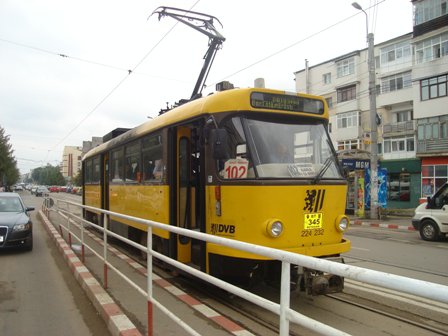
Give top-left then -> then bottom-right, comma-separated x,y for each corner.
1,0 -> 413,175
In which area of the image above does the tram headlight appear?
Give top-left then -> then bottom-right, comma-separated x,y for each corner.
266,219 -> 283,237
335,216 -> 349,232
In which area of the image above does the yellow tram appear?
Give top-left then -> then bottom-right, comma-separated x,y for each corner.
82,86 -> 351,295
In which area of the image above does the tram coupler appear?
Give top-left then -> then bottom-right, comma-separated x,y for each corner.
298,257 -> 345,295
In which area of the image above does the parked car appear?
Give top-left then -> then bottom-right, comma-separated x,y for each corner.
0,192 -> 34,251
30,186 -> 38,195
48,186 -> 60,193
35,186 -> 49,197
412,182 -> 448,241
13,185 -> 23,191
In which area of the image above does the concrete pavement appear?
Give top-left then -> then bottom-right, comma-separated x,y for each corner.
349,214 -> 415,232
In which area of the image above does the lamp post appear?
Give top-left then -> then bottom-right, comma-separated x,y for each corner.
352,2 -> 378,219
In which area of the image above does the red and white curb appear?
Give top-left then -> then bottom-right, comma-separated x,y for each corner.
52,211 -> 254,336
39,211 -> 142,336
352,219 -> 415,231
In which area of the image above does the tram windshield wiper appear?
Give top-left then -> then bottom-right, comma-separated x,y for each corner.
312,156 -> 334,184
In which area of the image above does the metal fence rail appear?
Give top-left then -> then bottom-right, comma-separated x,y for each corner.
45,199 -> 448,336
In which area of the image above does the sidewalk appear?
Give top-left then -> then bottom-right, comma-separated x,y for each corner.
349,214 -> 415,231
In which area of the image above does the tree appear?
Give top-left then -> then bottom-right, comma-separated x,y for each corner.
72,171 -> 82,186
31,165 -> 65,186
0,126 -> 20,188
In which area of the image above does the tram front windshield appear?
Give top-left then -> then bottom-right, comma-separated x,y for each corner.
217,116 -> 343,180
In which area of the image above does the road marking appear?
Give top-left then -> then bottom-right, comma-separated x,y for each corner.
351,246 -> 370,251
387,238 -> 411,243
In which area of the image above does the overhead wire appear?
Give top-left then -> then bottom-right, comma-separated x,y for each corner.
50,0 -> 201,150
206,0 -> 386,89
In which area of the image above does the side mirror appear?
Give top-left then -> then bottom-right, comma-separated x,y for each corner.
210,129 -> 230,160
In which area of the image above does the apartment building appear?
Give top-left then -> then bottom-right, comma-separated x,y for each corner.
61,145 -> 82,182
412,0 -> 448,198
294,0 -> 447,211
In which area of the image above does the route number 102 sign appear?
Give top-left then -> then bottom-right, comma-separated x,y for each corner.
223,158 -> 249,179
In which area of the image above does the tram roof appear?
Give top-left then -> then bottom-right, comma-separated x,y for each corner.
83,87 -> 327,160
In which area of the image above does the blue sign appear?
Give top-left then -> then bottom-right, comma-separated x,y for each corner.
341,159 -> 370,170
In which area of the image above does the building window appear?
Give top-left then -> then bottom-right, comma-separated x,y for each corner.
323,72 -> 331,84
415,33 -> 448,63
422,164 -> 448,197
395,111 -> 412,122
337,139 -> 360,151
418,116 -> 448,140
337,85 -> 356,103
388,173 -> 411,202
380,42 -> 411,65
414,0 -> 448,25
381,72 -> 412,93
325,97 -> 333,108
421,74 -> 447,100
336,57 -> 355,78
337,111 -> 359,129
383,136 -> 415,153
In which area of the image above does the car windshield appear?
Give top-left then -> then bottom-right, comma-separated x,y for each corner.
0,197 -> 24,212
217,116 -> 343,180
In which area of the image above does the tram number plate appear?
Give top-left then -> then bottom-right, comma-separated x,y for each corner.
304,213 -> 323,229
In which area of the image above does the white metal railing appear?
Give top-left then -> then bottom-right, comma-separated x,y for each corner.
44,199 -> 448,336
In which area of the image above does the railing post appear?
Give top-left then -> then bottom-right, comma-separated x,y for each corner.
147,226 -> 153,336
81,218 -> 85,263
103,214 -> 108,289
279,261 -> 291,336
67,212 -> 72,247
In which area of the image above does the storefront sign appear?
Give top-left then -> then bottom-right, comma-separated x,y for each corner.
341,159 -> 370,170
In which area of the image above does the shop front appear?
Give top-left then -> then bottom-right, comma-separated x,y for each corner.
381,158 -> 421,209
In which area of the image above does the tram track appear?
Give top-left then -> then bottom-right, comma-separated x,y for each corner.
327,292 -> 448,336
344,254 -> 448,279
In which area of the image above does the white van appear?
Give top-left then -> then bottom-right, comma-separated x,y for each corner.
412,182 -> 448,241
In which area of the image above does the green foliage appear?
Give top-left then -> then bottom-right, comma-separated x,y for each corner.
0,126 -> 20,187
72,171 -> 82,186
31,165 -> 66,186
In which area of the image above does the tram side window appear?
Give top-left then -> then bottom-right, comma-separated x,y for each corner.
92,156 -> 100,183
85,160 -> 93,184
142,133 -> 163,182
110,148 -> 124,183
125,141 -> 141,183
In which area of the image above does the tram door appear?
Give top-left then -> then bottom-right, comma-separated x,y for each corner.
175,126 -> 203,267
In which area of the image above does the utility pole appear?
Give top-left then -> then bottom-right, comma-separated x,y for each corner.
352,2 -> 378,219
367,32 -> 378,219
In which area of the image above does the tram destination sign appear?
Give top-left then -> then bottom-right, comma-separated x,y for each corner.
250,92 -> 324,114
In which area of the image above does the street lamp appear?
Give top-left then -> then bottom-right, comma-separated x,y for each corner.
352,2 -> 379,219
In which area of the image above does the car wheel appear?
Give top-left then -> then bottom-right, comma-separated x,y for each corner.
419,219 -> 440,241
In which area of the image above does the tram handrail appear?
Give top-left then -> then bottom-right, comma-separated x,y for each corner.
47,199 -> 448,336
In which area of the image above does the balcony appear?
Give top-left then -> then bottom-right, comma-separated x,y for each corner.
382,120 -> 415,137
417,138 -> 448,155
413,14 -> 448,38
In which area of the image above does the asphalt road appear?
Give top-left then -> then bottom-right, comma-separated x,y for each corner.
345,225 -> 448,285
0,192 -> 109,336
